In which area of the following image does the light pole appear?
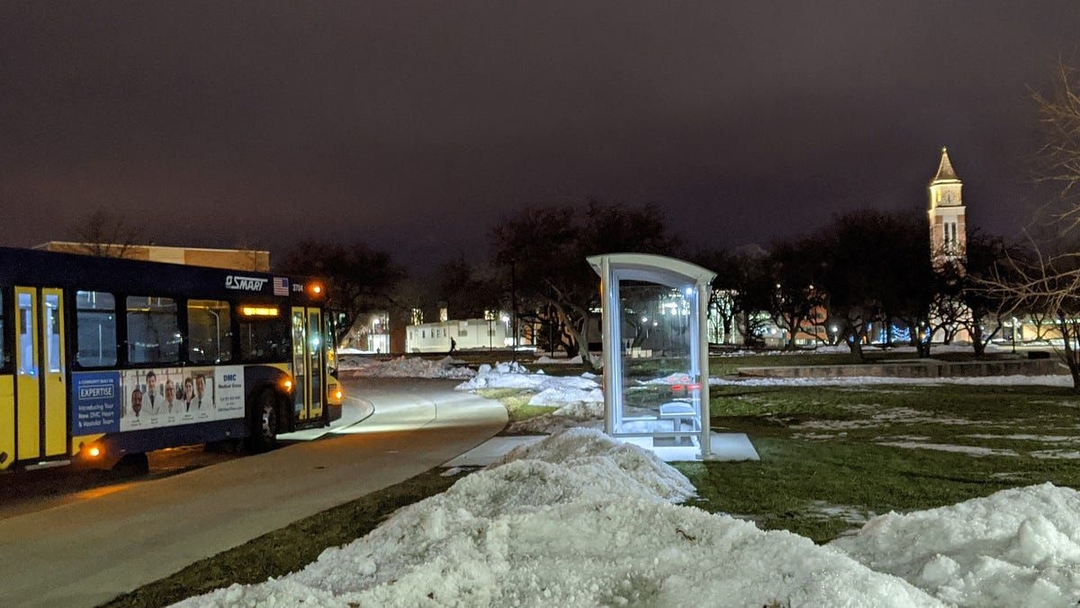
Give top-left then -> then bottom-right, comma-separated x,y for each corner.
510,259 -> 518,361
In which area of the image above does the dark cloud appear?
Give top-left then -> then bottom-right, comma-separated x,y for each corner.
1,2 -> 1077,268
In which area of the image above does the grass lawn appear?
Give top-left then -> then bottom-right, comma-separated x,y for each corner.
109,361 -> 1080,605
678,383 -> 1080,542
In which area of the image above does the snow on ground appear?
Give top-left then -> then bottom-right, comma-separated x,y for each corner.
178,429 -> 1080,608
535,354 -> 585,364
830,483 -> 1080,607
338,355 -> 477,380
173,358 -> 1080,607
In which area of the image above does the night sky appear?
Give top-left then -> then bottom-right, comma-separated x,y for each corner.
2,2 -> 1078,270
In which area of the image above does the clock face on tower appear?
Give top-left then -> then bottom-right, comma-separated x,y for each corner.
942,191 -> 954,205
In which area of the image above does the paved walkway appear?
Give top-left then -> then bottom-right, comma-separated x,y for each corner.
0,379 -> 507,608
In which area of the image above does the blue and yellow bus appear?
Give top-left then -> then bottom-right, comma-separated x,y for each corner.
0,246 -> 342,472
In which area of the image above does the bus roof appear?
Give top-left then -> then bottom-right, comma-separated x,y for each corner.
0,246 -> 326,305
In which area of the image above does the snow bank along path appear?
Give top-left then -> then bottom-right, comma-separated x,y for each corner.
177,427 -> 1080,607
183,357 -> 1080,606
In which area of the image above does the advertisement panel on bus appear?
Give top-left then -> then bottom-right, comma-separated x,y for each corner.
71,366 -> 247,434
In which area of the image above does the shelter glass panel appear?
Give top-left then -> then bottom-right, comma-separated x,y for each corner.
616,282 -> 700,441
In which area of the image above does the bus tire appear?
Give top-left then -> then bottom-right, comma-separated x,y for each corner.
113,453 -> 150,476
246,388 -> 280,452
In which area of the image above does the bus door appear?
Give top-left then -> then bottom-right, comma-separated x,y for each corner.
13,287 -> 67,462
306,308 -> 323,420
289,307 -> 324,424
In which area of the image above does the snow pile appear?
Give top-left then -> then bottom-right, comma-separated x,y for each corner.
493,428 -> 697,502
175,429 -> 942,607
831,483 -> 1080,607
455,362 -> 604,426
339,356 -> 476,379
457,362 -> 602,396
535,354 -> 585,364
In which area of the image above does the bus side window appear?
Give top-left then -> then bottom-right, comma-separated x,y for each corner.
127,296 -> 180,364
75,290 -> 117,368
239,317 -> 289,363
187,299 -> 233,364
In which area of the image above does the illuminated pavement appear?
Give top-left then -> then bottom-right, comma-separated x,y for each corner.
0,378 -> 507,608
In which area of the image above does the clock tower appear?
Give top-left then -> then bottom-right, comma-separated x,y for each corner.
928,147 -> 966,268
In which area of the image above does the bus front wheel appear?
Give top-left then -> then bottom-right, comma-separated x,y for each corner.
113,452 -> 150,476
246,389 -> 280,452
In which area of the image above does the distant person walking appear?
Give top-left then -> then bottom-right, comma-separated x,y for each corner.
449,338 -> 457,355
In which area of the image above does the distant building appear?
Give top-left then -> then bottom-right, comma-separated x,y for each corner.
34,241 -> 270,272
928,147 -> 967,269
406,318 -> 507,353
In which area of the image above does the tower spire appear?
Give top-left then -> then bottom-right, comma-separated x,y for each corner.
927,146 -> 966,269
931,146 -> 960,183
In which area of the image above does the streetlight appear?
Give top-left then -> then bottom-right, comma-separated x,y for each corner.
510,259 -> 518,360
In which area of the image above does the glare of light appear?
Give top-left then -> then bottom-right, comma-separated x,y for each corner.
88,446 -> 101,458
77,483 -> 135,500
641,316 -> 648,323
242,306 -> 280,317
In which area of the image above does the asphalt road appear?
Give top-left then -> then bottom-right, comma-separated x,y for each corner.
0,378 -> 507,608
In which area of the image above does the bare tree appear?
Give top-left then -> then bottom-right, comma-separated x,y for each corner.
491,201 -> 677,366
767,236 -> 828,349
987,59 -> 1080,389
66,208 -> 144,258
985,242 -> 1080,388
277,240 -> 406,345
1032,59 -> 1080,228
816,209 -> 935,360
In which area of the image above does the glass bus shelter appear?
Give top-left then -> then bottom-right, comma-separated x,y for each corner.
587,253 -> 716,459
